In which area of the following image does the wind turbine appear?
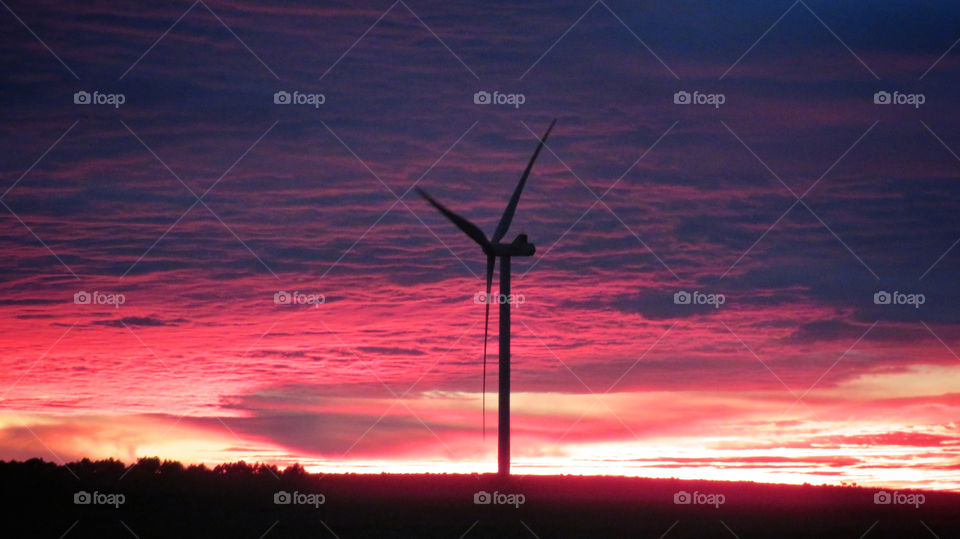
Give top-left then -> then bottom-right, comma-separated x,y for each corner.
418,119 -> 556,477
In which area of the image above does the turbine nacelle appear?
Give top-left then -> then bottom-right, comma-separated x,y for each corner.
490,234 -> 535,257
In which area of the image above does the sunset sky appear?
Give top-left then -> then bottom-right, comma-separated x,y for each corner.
2,1 -> 960,490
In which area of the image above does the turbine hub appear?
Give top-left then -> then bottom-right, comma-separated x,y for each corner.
493,234 -> 535,257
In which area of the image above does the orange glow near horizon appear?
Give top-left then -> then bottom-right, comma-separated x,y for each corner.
4,376 -> 958,491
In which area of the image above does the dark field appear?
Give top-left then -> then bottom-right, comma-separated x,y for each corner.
3,459 -> 957,538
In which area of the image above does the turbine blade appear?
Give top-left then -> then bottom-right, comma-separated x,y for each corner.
417,188 -> 491,250
491,119 -> 556,243
482,255 -> 494,442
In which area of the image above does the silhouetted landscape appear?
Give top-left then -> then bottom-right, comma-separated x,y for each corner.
5,458 -> 958,538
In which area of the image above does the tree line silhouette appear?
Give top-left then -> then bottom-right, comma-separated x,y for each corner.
2,457 -> 957,538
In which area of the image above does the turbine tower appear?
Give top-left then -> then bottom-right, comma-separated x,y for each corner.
418,119 -> 556,477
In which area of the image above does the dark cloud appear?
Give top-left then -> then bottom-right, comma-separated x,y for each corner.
356,346 -> 425,357
91,316 -> 186,328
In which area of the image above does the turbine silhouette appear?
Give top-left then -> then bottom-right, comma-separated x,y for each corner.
418,119 -> 556,477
